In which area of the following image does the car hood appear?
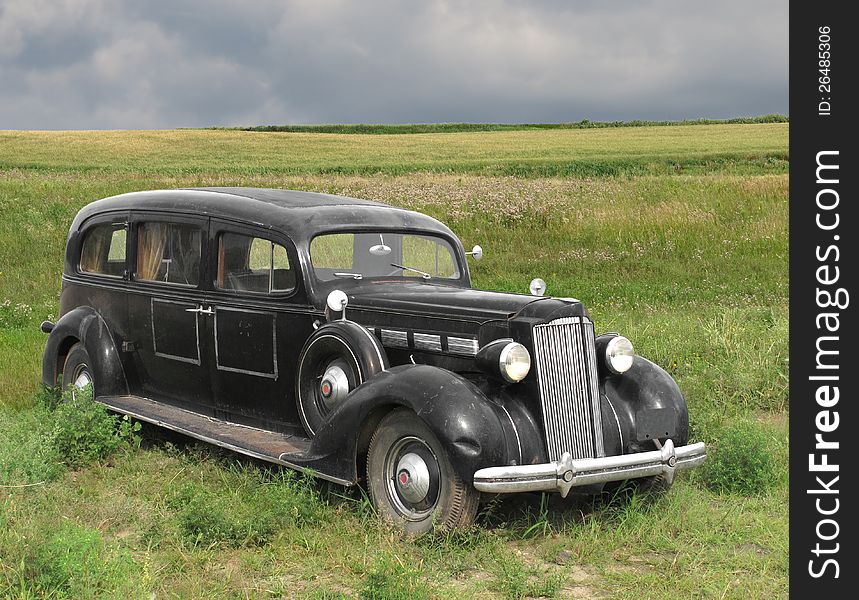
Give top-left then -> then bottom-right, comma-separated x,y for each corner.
342,281 -> 573,323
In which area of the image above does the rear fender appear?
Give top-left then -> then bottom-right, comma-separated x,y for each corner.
308,364 -> 517,485
41,306 -> 128,396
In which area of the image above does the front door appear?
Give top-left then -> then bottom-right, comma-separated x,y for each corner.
125,213 -> 213,409
206,221 -> 314,430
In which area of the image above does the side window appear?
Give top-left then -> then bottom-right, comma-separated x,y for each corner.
136,222 -> 202,286
217,232 -> 294,294
80,223 -> 127,277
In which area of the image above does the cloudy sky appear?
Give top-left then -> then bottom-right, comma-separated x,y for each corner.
0,0 -> 788,129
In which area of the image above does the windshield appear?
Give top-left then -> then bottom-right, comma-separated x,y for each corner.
310,231 -> 461,282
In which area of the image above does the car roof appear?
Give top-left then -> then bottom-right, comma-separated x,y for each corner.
72,187 -> 456,243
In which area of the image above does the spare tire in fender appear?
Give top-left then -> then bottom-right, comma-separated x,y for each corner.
296,321 -> 388,436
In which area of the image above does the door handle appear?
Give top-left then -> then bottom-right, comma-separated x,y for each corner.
185,305 -> 215,315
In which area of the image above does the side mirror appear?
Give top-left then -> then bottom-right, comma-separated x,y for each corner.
326,290 -> 349,320
466,245 -> 483,261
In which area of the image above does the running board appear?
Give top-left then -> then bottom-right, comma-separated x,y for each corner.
97,395 -> 350,486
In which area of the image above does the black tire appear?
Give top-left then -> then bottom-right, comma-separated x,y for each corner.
366,408 -> 479,536
601,474 -> 674,499
634,473 -> 673,494
61,342 -> 94,394
296,322 -> 387,436
634,431 -> 688,494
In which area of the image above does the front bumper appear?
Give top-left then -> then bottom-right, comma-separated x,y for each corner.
473,439 -> 706,497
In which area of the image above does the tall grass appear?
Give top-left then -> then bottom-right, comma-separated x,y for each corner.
0,124 -> 788,177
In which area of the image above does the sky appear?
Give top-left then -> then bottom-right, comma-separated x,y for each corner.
0,0 -> 788,129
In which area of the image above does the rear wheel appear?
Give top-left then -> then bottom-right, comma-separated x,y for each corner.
366,409 -> 479,535
61,342 -> 94,395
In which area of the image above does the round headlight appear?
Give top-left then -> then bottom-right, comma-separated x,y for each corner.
605,336 -> 635,374
499,342 -> 531,382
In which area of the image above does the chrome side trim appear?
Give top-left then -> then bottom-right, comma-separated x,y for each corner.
473,440 -> 706,497
380,329 -> 408,348
604,394 -> 624,454
447,336 -> 479,357
499,404 -> 523,465
413,332 -> 442,352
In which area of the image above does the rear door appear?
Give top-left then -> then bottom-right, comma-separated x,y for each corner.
125,212 -> 213,409
207,219 -> 314,428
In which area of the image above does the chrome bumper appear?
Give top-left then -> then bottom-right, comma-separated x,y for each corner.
473,440 -> 706,497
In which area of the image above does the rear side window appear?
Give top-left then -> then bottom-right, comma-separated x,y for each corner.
79,224 -> 127,277
217,232 -> 295,294
136,222 -> 202,286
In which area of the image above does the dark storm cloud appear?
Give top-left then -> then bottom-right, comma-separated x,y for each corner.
0,0 -> 787,129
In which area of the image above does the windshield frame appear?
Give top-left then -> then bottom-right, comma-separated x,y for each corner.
306,227 -> 469,289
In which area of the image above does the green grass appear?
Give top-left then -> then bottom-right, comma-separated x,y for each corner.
0,124 -> 787,598
0,123 -> 788,178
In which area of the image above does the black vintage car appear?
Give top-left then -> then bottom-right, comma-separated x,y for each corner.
41,188 -> 705,534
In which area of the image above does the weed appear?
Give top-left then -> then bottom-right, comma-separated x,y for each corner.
360,557 -> 431,600
521,494 -> 553,539
50,385 -> 141,469
698,421 -> 776,495
21,522 -> 144,599
0,300 -> 33,329
168,467 -> 328,547
494,557 -> 563,599
0,405 -> 62,484
0,386 -> 140,485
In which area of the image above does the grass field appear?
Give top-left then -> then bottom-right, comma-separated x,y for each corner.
0,123 -> 788,598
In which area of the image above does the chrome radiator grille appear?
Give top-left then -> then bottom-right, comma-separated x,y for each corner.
532,316 -> 605,460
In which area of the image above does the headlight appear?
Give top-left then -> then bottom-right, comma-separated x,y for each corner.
499,342 -> 531,382
605,336 -> 635,374
476,340 -> 532,383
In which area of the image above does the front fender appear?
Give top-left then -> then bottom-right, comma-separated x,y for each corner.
601,356 -> 689,455
307,364 -> 515,485
41,306 -> 128,397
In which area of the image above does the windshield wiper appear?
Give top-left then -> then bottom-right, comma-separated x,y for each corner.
333,272 -> 363,280
390,263 -> 431,279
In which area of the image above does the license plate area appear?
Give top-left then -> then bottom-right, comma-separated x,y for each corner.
635,407 -> 676,442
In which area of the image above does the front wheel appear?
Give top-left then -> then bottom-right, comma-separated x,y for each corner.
633,473 -> 674,494
366,409 -> 479,535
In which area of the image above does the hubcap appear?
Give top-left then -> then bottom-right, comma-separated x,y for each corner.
384,436 -> 441,521
73,365 -> 92,389
319,363 -> 350,411
395,452 -> 431,503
